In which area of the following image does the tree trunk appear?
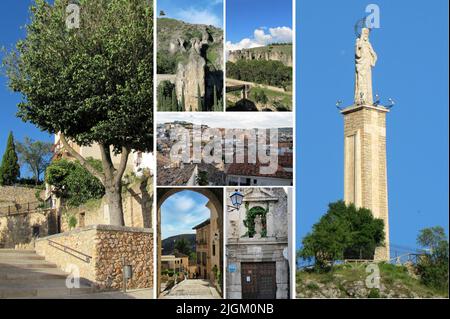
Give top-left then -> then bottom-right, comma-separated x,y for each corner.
105,183 -> 125,226
99,144 -> 129,227
59,134 -> 129,227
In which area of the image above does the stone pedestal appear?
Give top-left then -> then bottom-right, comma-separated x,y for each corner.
341,104 -> 390,261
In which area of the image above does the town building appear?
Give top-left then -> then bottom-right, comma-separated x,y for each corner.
226,187 -> 290,299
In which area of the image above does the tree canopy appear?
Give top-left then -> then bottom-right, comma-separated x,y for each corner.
416,226 -> 449,292
298,200 -> 385,269
16,137 -> 52,184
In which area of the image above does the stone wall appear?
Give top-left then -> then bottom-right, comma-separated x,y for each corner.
35,225 -> 153,291
0,186 -> 40,209
0,209 -> 56,248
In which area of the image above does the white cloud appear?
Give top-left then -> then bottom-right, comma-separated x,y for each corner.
172,193 -> 197,212
176,8 -> 222,27
268,26 -> 293,43
226,26 -> 293,52
158,112 -> 293,129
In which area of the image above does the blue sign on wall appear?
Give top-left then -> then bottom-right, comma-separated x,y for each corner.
228,264 -> 237,273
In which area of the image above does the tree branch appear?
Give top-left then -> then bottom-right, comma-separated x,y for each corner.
59,133 -> 105,185
114,147 -> 130,186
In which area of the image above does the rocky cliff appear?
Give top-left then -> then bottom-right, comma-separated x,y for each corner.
228,44 -> 293,67
157,18 -> 223,111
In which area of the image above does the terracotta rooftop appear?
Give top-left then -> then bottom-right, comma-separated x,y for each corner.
226,160 -> 292,179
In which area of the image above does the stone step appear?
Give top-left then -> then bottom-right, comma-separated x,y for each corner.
0,260 -> 58,269
0,249 -> 36,254
0,268 -> 68,281
0,278 -> 90,289
0,286 -> 94,299
0,254 -> 45,261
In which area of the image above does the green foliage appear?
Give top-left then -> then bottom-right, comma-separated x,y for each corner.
157,51 -> 177,74
4,0 -> 153,154
0,132 -> 20,185
416,226 -> 449,292
196,171 -> 209,186
242,203 -> 269,238
67,214 -> 77,229
45,158 -> 104,207
15,137 -> 52,184
251,88 -> 269,105
368,288 -> 380,298
174,238 -> 191,255
299,200 -> 385,269
157,80 -> 178,111
227,60 -> 292,89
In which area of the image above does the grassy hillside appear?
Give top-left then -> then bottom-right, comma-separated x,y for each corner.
297,263 -> 447,298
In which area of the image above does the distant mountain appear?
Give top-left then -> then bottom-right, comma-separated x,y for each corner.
228,44 -> 293,67
162,234 -> 196,255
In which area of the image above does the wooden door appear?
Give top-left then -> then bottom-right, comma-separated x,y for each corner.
241,262 -> 276,299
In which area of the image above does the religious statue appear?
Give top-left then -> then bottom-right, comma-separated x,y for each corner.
354,28 -> 377,105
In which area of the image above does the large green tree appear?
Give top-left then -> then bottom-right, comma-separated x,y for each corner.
298,200 -> 385,269
16,137 -> 52,184
4,0 -> 153,225
0,132 -> 20,185
416,226 -> 449,291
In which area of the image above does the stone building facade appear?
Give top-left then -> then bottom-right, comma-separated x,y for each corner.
226,187 -> 290,299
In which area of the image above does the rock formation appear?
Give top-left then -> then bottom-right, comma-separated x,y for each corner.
228,44 -> 293,67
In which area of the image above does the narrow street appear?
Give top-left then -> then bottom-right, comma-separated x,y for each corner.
160,279 -> 221,299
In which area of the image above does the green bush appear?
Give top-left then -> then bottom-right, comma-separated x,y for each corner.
45,158 -> 104,207
368,288 -> 380,298
416,227 -> 449,292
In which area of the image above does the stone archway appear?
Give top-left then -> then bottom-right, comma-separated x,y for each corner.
156,188 -> 223,297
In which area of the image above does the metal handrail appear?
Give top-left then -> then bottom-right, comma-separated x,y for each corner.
47,239 -> 92,263
0,201 -> 52,215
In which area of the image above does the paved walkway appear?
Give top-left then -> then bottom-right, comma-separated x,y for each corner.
63,288 -> 154,299
160,279 -> 221,299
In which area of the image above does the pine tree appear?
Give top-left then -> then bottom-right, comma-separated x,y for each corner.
171,88 -> 178,111
180,87 -> 185,111
0,131 -> 20,185
213,84 -> 218,112
197,84 -> 202,111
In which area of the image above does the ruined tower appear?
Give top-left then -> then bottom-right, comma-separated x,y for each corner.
341,28 -> 390,261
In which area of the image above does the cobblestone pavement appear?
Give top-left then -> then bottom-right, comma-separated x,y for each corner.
160,279 -> 221,299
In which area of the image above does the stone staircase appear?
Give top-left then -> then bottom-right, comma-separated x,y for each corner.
0,249 -> 94,299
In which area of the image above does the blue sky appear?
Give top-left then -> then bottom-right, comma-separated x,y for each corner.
226,0 -> 292,51
0,0 -> 53,178
157,0 -> 223,28
296,0 -> 449,254
161,190 -> 211,240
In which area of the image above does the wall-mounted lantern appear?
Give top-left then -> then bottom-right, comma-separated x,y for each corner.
228,190 -> 244,211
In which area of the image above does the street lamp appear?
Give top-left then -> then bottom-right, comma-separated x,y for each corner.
228,190 -> 244,211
